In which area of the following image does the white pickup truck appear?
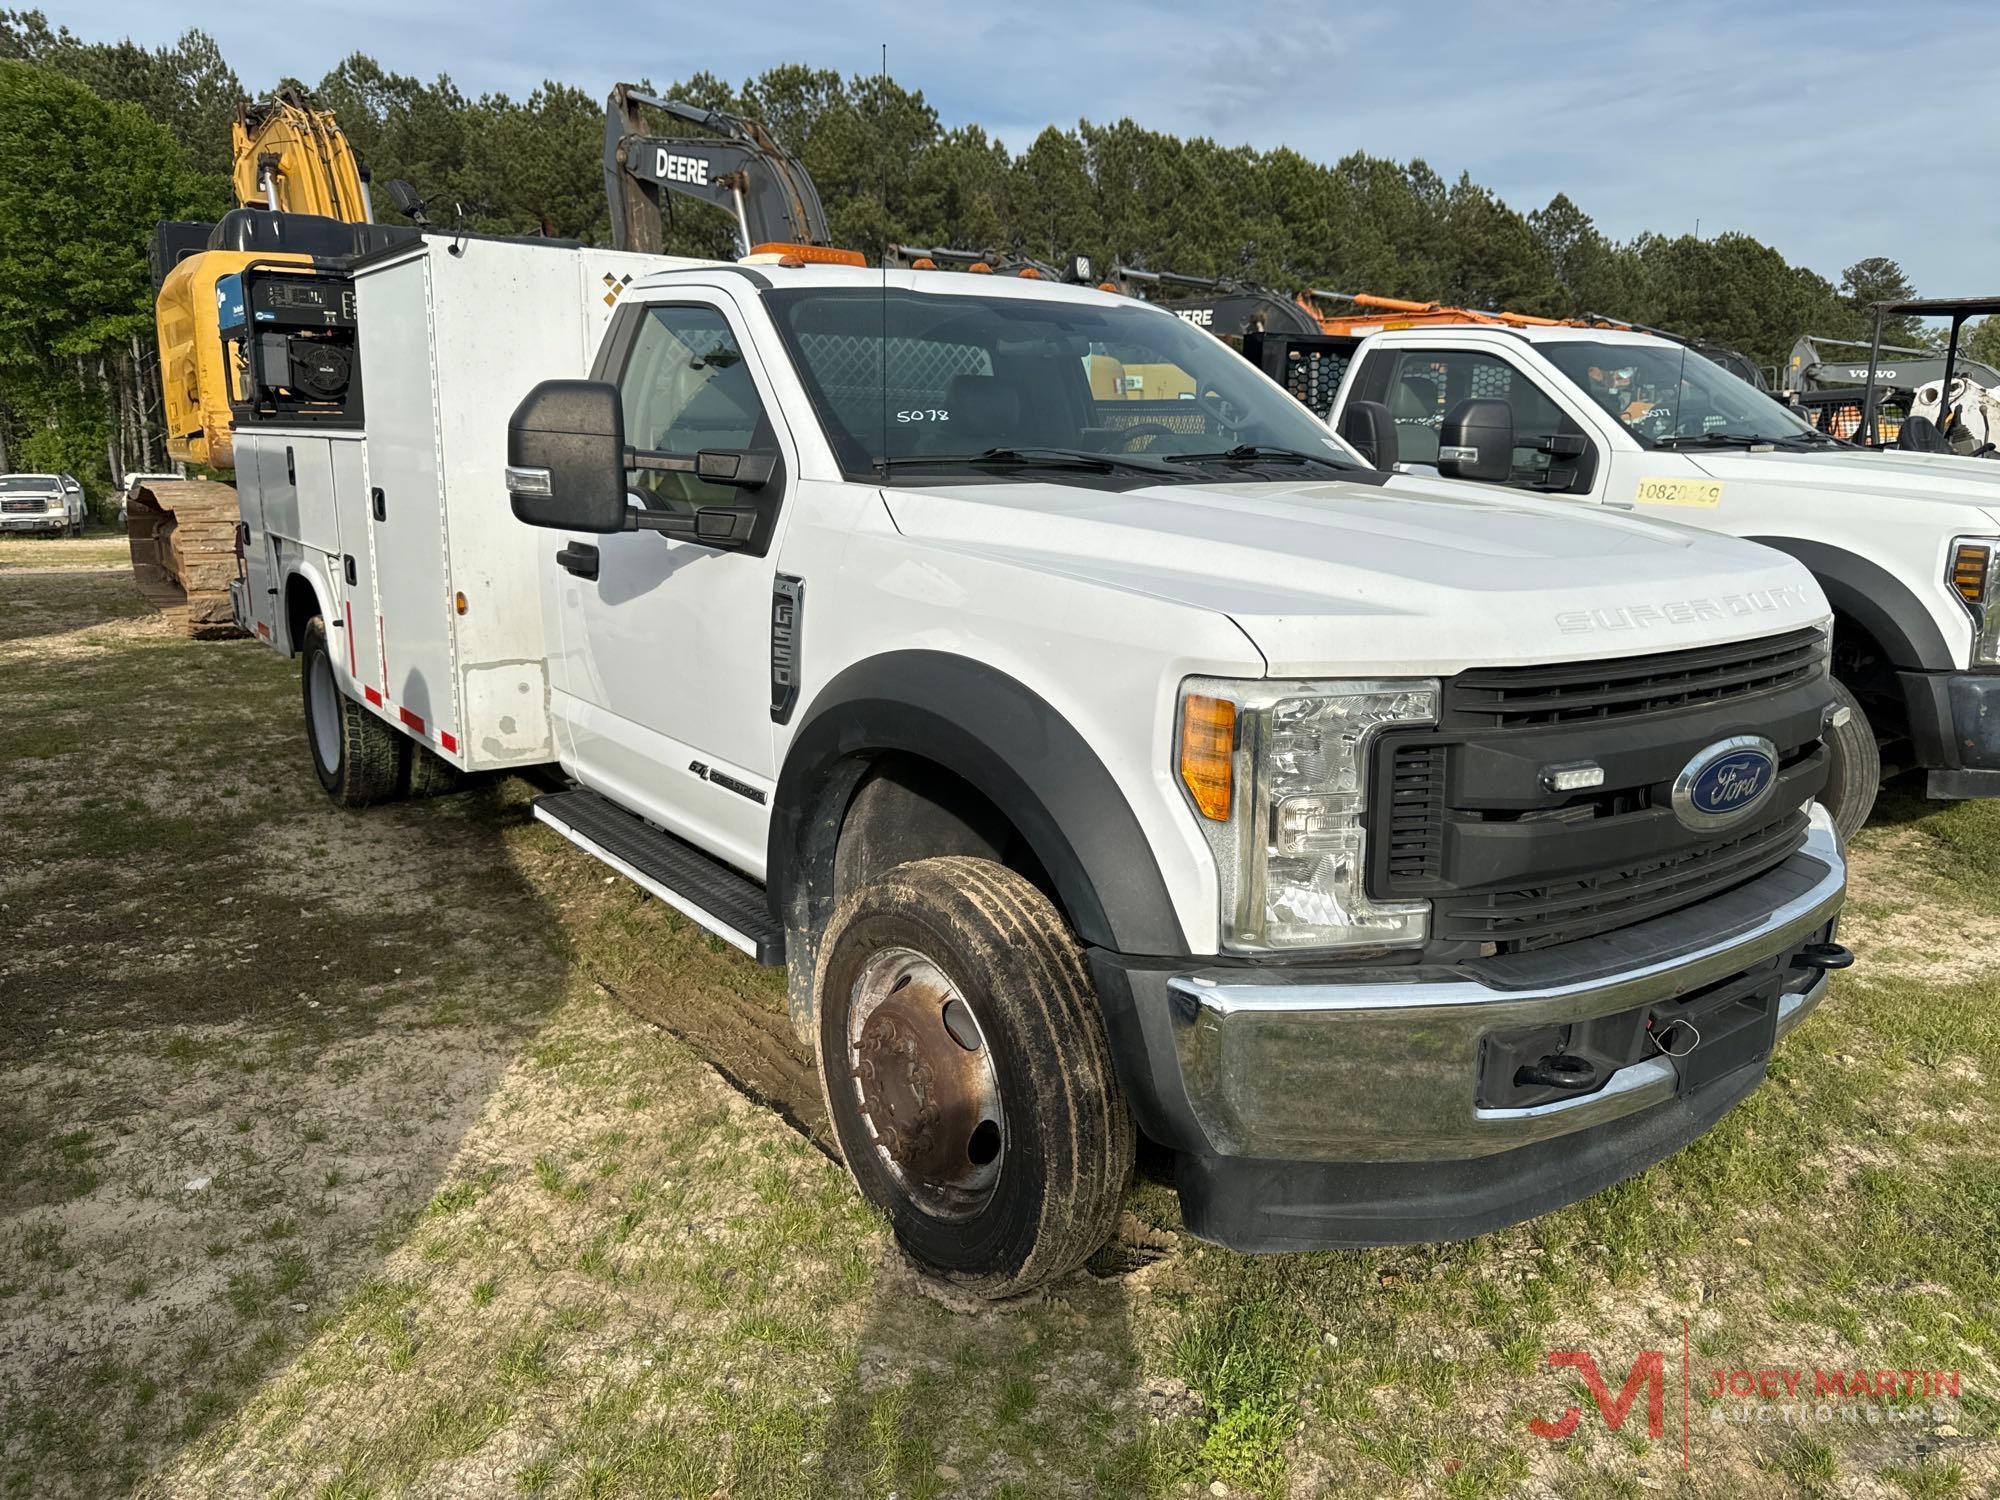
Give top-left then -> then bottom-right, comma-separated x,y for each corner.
1324,324 -> 2000,839
227,234 -> 1849,1295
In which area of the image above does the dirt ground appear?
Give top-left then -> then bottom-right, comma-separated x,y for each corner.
2,536 -> 1996,1499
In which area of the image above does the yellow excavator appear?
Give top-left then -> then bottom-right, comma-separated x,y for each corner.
129,90 -> 404,635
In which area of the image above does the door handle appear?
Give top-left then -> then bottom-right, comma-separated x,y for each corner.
556,541 -> 600,580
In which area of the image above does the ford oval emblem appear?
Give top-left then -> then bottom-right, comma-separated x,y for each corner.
1672,736 -> 1779,830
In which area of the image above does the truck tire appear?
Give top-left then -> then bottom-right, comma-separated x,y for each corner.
301,617 -> 403,808
1821,678 -> 1880,845
403,745 -> 466,799
813,855 -> 1134,1298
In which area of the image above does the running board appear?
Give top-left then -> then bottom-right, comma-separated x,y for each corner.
532,789 -> 785,965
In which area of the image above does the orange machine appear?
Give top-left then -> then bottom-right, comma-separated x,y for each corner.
1296,291 -> 1615,337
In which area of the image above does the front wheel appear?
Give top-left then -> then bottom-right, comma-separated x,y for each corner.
813,856 -> 1134,1299
301,617 -> 404,808
1820,677 -> 1880,845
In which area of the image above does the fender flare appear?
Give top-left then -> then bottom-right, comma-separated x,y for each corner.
767,650 -> 1186,958
1744,536 -> 1953,672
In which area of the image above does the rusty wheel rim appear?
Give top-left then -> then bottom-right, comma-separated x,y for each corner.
846,946 -> 1004,1220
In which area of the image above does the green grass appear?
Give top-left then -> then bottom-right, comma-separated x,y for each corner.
6,541 -> 1999,1500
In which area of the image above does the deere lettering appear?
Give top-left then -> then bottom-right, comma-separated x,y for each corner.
654,150 -> 709,186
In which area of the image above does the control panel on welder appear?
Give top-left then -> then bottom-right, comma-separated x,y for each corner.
218,268 -> 362,427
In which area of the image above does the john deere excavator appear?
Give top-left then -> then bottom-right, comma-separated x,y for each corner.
128,90 -> 408,635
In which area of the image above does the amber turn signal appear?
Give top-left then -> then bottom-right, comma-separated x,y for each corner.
1179,693 -> 1236,821
1951,542 -> 1990,604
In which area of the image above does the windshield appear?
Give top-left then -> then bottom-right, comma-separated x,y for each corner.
0,476 -> 60,492
1542,340 -> 1823,446
763,285 -> 1360,482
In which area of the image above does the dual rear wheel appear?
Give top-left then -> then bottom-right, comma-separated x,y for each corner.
299,616 -> 463,807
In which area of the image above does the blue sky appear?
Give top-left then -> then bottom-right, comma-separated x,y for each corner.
56,0 -> 1999,297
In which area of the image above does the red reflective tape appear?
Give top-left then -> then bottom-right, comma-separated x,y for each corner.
344,602 -> 357,676
255,621 -> 270,638
439,731 -> 458,753
399,706 -> 425,734
363,686 -> 382,706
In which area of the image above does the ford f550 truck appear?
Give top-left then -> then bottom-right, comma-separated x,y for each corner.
1324,324 -> 2000,840
229,233 -> 1848,1296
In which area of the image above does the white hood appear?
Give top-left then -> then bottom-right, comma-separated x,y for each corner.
1687,447 -> 2000,529
881,477 -> 1829,677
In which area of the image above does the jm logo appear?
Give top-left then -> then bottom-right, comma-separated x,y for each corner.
1529,1350 -> 1666,1441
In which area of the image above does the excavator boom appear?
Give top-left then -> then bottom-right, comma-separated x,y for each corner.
603,83 -> 830,255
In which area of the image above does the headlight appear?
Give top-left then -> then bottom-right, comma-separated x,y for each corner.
1949,538 -> 2000,667
1177,677 -> 1438,953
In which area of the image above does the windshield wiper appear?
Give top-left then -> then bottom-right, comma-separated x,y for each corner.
872,446 -> 1173,476
1653,433 -> 1783,450
1160,443 -> 1354,472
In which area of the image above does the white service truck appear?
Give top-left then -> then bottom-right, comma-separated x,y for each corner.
1324,324 -> 2000,839
229,232 -> 1849,1296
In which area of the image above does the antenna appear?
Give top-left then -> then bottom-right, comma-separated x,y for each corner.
879,42 -> 890,486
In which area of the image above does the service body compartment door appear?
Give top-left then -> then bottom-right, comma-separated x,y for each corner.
353,253 -> 459,751
232,433 -> 282,645
327,434 -> 382,700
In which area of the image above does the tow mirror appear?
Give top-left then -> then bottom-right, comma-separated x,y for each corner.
1338,400 -> 1399,469
507,379 -> 628,533
1438,398 -> 1515,483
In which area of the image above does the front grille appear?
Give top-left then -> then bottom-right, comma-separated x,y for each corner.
1,498 -> 49,513
1434,810 -> 1809,952
1444,627 -> 1825,729
1383,742 -> 1446,882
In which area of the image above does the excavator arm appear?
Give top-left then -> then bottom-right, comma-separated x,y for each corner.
230,89 -> 373,223
603,83 -> 830,254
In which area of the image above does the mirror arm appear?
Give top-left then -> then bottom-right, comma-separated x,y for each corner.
625,506 -> 758,544
625,446 -> 778,490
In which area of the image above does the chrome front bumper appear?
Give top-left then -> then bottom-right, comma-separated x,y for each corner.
1165,806 -> 1845,1163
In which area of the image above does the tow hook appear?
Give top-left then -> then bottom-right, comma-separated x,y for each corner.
1513,1054 -> 1600,1091
1791,942 -> 1854,972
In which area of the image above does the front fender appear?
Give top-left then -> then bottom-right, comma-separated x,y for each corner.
1745,536 -> 1955,671
768,650 -> 1185,961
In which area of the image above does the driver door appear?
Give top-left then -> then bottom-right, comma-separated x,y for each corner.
1349,346 -> 1604,498
551,293 -> 794,876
